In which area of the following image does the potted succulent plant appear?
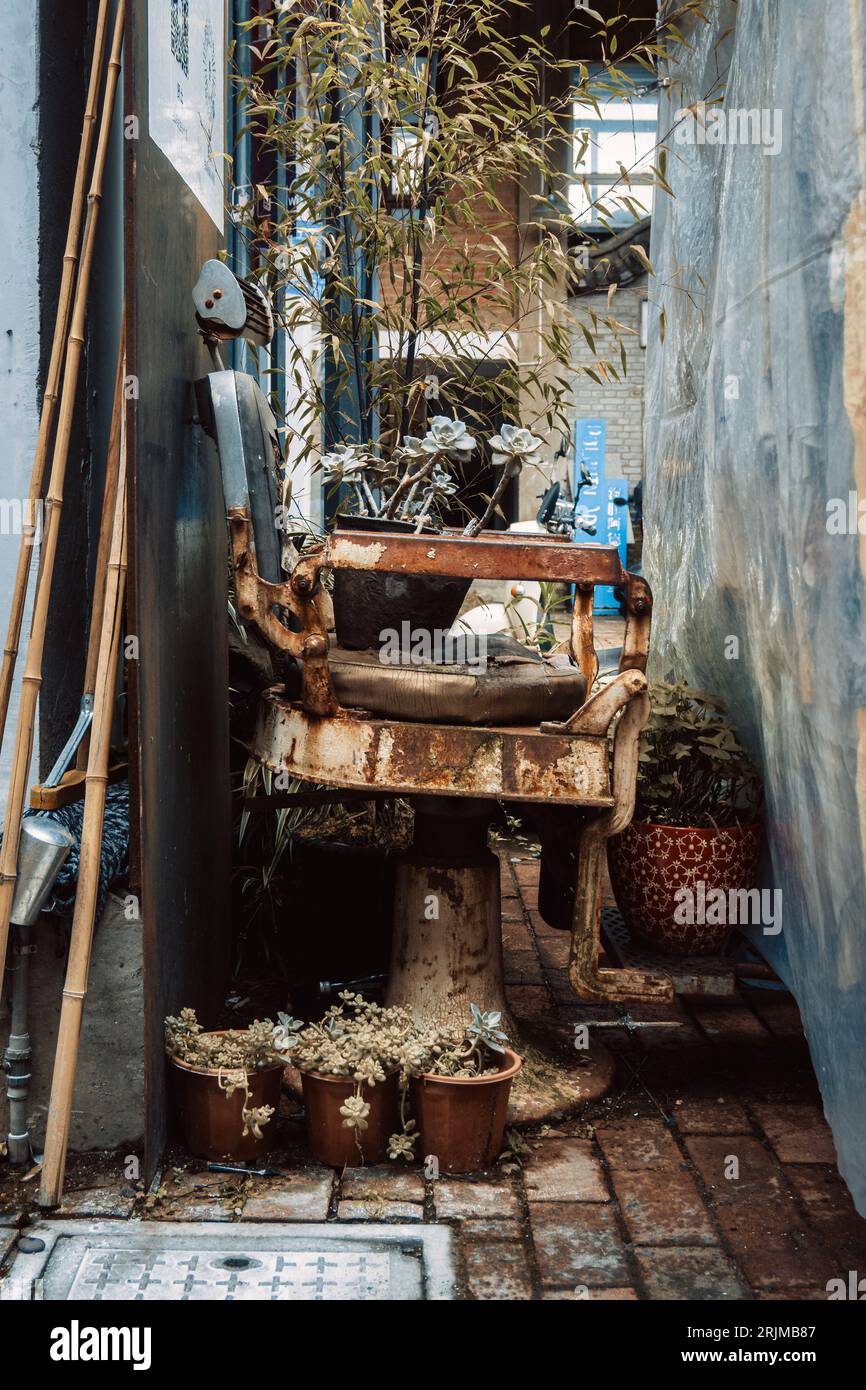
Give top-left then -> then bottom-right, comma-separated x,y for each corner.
410,1005 -> 522,1175
278,993 -> 522,1173
607,681 -> 764,955
165,1009 -> 286,1162
324,418 -> 543,650
279,994 -> 427,1168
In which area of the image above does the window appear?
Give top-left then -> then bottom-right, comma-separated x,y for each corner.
569,66 -> 658,228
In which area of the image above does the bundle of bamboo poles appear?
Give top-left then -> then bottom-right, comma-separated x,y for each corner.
38,400 -> 129,1209
0,0 -> 125,1000
0,0 -> 128,1205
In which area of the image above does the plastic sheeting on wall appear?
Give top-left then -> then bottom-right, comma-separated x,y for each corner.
644,0 -> 866,1213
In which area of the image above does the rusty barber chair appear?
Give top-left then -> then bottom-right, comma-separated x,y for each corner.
226,516 -> 672,1027
194,270 -> 672,1068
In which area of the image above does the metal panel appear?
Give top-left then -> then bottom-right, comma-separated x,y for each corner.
126,0 -> 231,1180
327,529 -> 624,584
253,696 -> 614,808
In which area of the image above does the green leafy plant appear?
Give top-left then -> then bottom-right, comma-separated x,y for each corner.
634,681 -> 763,829
231,0 -> 675,511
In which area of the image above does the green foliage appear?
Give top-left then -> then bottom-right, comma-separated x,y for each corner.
634,681 -> 763,829
232,0 -> 672,473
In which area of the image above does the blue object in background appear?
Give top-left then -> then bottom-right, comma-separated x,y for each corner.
573,419 -> 628,613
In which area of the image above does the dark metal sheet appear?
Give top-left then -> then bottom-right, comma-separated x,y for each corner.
127,0 -> 231,1181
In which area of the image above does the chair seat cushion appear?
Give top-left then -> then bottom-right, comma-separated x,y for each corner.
328,634 -> 588,726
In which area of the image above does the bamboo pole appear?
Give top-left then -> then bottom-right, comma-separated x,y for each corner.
0,0 -> 113,754
76,320 -> 126,770
38,419 -> 128,1210
0,0 -> 125,998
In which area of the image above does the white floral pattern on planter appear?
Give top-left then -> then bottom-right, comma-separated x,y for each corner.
607,821 -> 762,956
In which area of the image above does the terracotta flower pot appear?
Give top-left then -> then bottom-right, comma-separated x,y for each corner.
301,1069 -> 401,1168
608,820 -> 763,956
410,1048 -> 522,1175
168,1034 -> 284,1162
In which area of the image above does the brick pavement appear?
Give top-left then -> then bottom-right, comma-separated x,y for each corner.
3,842 -> 865,1302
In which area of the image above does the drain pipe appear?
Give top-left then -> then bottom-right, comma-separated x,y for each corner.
4,923 -> 35,1164
2,819 -> 73,1163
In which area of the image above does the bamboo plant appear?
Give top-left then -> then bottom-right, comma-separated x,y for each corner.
231,0 -> 677,526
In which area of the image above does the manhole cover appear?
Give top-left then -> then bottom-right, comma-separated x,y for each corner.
1,1222 -> 456,1302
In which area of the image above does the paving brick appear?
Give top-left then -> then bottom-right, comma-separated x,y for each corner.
634,1247 -> 747,1301
611,1167 -> 717,1246
434,1179 -> 521,1220
783,1166 -> 866,1267
735,1241 -> 838,1292
537,936 -> 571,971
242,1171 -> 333,1222
531,1201 -> 630,1286
685,1134 -> 789,1245
503,949 -> 545,985
57,1185 -> 137,1219
756,1287 -> 827,1300
542,1286 -> 638,1300
688,1001 -> 770,1043
339,1165 -> 424,1203
595,1114 -> 681,1171
458,1218 -> 524,1240
523,1138 -> 608,1203
673,1097 -> 753,1135
337,1200 -> 423,1221
462,1237 -> 534,1300
684,1134 -> 836,1289
505,984 -> 548,1021
751,1103 -> 837,1164
147,1171 -> 235,1222
501,899 -> 525,923
511,859 -> 540,888
744,993 -> 805,1039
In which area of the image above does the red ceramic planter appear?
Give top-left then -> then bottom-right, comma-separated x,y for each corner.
607,821 -> 762,955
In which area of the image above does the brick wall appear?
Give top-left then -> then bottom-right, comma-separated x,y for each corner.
566,281 -> 648,493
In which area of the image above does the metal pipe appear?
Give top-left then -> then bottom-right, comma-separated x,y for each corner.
4,926 -> 33,1164
2,819 -> 73,1164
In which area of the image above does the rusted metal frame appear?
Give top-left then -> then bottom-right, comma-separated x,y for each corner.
326,528 -> 625,585
242,789 -> 390,809
541,667 -> 649,738
571,583 -> 598,687
568,688 -> 674,1003
228,510 -> 340,716
619,572 -> 653,674
253,695 -> 616,806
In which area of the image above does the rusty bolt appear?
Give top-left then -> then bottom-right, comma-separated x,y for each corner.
213,289 -> 223,300
205,298 -> 214,309
291,572 -> 313,596
302,635 -> 328,660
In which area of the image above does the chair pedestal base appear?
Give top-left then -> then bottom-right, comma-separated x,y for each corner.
384,798 -> 615,1124
387,853 -> 512,1036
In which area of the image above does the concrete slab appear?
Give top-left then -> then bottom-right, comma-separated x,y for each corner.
0,1219 -> 457,1301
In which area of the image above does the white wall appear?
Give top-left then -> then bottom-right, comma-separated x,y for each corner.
0,6 -> 40,806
